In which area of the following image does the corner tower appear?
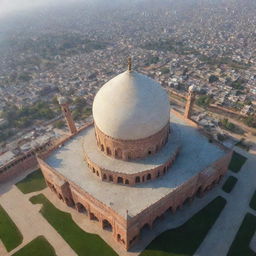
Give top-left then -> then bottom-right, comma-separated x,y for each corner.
184,85 -> 196,120
58,96 -> 77,135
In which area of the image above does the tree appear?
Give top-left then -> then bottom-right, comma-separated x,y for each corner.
196,95 -> 212,107
52,96 -> 59,106
160,67 -> 170,74
244,116 -> 256,128
209,75 -> 219,83
219,118 -> 236,132
54,120 -> 65,129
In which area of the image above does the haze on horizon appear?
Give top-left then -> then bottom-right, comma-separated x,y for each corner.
0,0 -> 89,18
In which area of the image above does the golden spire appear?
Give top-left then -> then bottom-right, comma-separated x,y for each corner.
128,56 -> 132,72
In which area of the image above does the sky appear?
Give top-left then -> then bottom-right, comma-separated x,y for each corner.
0,0 -> 82,18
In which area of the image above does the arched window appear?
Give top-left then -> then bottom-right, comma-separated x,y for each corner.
135,176 -> 140,183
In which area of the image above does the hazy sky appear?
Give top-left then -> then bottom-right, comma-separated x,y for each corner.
0,0 -> 82,17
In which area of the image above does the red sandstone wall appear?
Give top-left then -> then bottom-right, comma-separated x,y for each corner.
95,123 -> 170,160
85,147 -> 180,186
38,146 -> 232,250
38,157 -> 129,248
0,121 -> 94,184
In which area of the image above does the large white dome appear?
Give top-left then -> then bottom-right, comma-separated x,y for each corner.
92,70 -> 170,140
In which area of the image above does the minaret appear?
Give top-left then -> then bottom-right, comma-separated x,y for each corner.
58,96 -> 77,135
128,56 -> 132,72
184,85 -> 196,120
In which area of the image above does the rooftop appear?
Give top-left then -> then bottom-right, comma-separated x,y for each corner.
46,111 -> 226,217
83,125 -> 180,175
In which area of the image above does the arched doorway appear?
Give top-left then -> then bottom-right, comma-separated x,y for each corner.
125,179 -> 129,185
135,176 -> 140,183
196,186 -> 203,197
140,223 -> 150,236
117,177 -> 124,184
152,216 -> 162,227
58,193 -> 63,201
102,219 -> 113,232
90,212 -> 99,222
115,148 -> 122,158
106,147 -> 111,156
76,203 -> 87,214
147,173 -> 151,180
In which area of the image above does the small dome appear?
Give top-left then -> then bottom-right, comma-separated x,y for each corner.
188,85 -> 197,93
93,71 -> 170,140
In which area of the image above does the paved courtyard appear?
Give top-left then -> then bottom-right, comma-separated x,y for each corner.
195,146 -> 256,256
0,169 -> 76,256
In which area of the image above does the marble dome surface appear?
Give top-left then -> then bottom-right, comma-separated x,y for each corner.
92,70 -> 170,140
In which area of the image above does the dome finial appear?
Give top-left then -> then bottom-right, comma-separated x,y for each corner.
128,56 -> 132,72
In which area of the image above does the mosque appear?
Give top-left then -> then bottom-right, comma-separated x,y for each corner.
37,59 -> 232,250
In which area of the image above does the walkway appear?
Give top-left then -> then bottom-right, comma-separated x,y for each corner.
195,147 -> 256,256
0,186 -> 77,256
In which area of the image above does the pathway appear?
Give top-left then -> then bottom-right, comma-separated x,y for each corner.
0,186 -> 77,256
195,147 -> 256,256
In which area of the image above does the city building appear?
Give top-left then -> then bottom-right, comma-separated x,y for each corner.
37,63 -> 232,250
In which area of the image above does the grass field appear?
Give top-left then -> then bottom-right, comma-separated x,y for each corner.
228,151 -> 247,173
16,169 -> 46,194
30,194 -> 118,256
0,205 -> 23,252
249,190 -> 256,211
140,196 -> 226,256
227,213 -> 256,256
12,236 -> 56,256
222,176 -> 238,193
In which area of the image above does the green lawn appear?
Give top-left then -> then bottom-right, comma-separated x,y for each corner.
227,213 -> 256,256
16,169 -> 46,194
12,236 -> 56,256
30,194 -> 118,256
140,196 -> 226,256
222,176 -> 238,193
249,190 -> 256,211
0,205 -> 23,252
228,151 -> 247,173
